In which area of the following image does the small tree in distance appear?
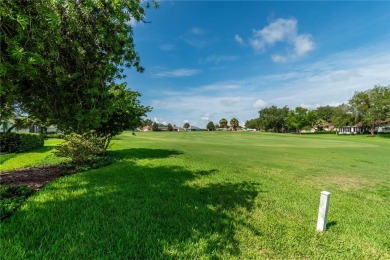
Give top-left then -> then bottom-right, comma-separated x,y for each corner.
230,118 -> 239,131
152,122 -> 159,131
207,121 -> 215,131
167,123 -> 173,131
219,118 -> 228,128
183,122 -> 190,130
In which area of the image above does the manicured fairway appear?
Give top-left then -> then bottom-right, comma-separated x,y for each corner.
1,132 -> 389,258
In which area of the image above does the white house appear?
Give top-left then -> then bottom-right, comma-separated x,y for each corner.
375,126 -> 390,133
338,126 -> 364,134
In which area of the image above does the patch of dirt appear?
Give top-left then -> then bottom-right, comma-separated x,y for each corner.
0,165 -> 76,190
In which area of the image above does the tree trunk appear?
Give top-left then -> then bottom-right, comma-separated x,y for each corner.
6,124 -> 16,133
370,124 -> 375,136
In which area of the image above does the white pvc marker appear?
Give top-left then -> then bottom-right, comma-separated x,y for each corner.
316,191 -> 331,231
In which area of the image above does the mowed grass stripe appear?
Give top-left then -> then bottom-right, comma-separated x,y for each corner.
1,131 -> 389,258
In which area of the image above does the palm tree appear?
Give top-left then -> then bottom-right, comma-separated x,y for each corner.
230,118 -> 239,131
219,118 -> 228,129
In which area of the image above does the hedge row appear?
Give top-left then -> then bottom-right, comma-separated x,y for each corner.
0,133 -> 44,153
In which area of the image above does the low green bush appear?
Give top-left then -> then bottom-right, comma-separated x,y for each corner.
55,132 -> 105,165
0,133 -> 44,153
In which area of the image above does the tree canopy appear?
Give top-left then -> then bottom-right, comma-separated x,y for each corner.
94,83 -> 151,149
0,0 -> 157,132
183,122 -> 190,129
349,85 -> 390,135
206,121 -> 215,131
219,118 -> 228,128
230,118 -> 239,131
258,106 -> 289,132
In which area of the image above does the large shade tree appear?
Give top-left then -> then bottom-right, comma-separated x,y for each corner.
349,85 -> 390,135
258,106 -> 289,132
331,104 -> 355,130
286,107 -> 309,134
0,0 -> 157,132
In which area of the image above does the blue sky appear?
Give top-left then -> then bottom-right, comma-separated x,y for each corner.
124,1 -> 390,128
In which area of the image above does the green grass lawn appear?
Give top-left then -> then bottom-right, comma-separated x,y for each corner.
0,139 -> 67,172
1,132 -> 389,258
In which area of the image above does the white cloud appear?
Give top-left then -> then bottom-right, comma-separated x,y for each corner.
147,44 -> 389,128
249,18 -> 314,62
191,27 -> 204,35
253,99 -> 267,109
250,18 -> 296,51
159,44 -> 175,51
294,34 -> 314,56
271,54 -> 288,63
203,55 -> 239,64
201,116 -> 209,121
200,84 -> 241,91
152,68 -> 201,78
234,34 -> 244,45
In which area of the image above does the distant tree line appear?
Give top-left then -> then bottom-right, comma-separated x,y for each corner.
245,85 -> 390,135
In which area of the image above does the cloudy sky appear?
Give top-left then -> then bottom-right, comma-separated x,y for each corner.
124,1 -> 390,128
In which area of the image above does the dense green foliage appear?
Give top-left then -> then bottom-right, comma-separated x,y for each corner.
246,86 -> 390,133
245,118 -> 262,130
1,132 -> 389,258
55,133 -> 105,165
230,118 -> 239,131
183,122 -> 190,129
258,105 -> 289,132
219,118 -> 228,128
349,85 -> 390,135
206,121 -> 215,131
0,132 -> 44,153
0,185 -> 34,220
94,83 -> 151,149
286,107 -> 310,133
0,0 -> 156,132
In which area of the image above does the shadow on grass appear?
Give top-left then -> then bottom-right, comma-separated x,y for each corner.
0,154 -> 17,165
1,149 -> 262,258
326,220 -> 337,230
109,148 -> 183,160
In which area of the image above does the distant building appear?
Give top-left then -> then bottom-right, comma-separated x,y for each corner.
338,122 -> 365,134
375,120 -> 390,133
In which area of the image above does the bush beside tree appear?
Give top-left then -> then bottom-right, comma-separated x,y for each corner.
0,133 -> 44,153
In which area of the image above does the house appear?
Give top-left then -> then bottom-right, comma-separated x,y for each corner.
141,125 -> 152,131
375,126 -> 390,133
1,117 -> 39,133
172,126 -> 185,131
1,117 -> 60,134
374,120 -> 390,133
189,126 -> 206,131
338,122 -> 365,134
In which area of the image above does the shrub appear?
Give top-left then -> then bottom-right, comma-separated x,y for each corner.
0,133 -> 44,153
55,132 -> 105,165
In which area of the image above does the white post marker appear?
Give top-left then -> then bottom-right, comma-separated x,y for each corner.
316,191 -> 331,232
